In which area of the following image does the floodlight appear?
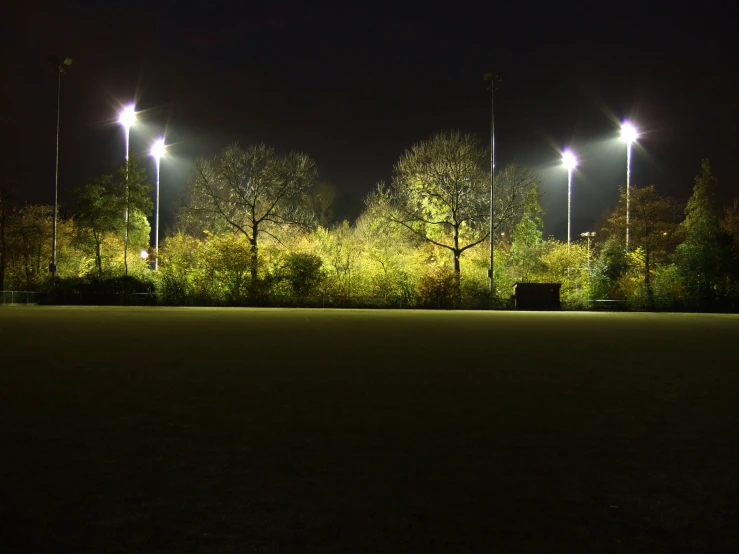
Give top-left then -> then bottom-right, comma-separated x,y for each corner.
562,150 -> 578,170
150,138 -> 166,160
621,121 -> 638,144
119,105 -> 136,129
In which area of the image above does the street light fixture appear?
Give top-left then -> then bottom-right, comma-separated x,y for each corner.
150,138 -> 166,270
580,231 -> 596,270
118,104 -> 136,161
621,121 -> 638,249
48,55 -> 72,288
562,149 -> 578,252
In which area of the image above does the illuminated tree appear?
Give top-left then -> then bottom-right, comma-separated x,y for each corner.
673,159 -> 736,308
184,143 -> 318,295
509,186 -> 545,282
284,252 -> 323,297
374,132 -> 487,275
315,221 -> 363,298
354,208 -> 424,305
603,185 -> 681,305
491,163 -> 542,237
721,199 -> 739,261
156,233 -> 202,304
6,205 -> 52,290
539,241 -> 589,306
377,132 -> 538,276
75,175 -> 122,276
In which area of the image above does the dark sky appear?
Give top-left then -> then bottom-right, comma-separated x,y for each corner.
3,0 -> 737,238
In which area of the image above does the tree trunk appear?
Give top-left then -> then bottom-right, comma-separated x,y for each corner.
95,238 -> 103,277
452,224 -> 461,275
249,226 -> 259,301
124,220 -> 129,276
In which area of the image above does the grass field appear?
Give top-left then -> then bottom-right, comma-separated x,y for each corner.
1,307 -> 738,553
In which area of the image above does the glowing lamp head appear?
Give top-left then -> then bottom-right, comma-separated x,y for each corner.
621,122 -> 638,144
562,150 -> 578,171
119,105 -> 136,129
150,138 -> 166,161
140,249 -> 149,260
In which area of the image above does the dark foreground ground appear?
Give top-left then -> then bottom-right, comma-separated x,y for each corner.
1,307 -> 738,553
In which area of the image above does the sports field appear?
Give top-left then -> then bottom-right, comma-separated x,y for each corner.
1,307 -> 738,552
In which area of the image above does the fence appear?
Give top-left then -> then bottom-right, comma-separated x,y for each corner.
1,290 -> 654,311
0,291 -> 49,305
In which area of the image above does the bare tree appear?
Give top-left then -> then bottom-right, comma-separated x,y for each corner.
374,131 -> 539,275
184,143 -> 318,291
492,163 -> 542,236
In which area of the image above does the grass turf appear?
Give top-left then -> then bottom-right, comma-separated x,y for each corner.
1,307 -> 738,552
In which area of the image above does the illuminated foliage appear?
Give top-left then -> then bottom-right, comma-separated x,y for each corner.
602,185 -> 681,306
75,175 -> 122,277
117,156 -> 153,276
379,131 -> 490,275
673,160 -> 737,308
3,138 -> 738,312
184,143 -> 318,296
509,186 -> 545,282
284,252 -> 323,297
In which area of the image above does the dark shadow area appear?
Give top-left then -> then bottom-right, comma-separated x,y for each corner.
1,308 -> 738,552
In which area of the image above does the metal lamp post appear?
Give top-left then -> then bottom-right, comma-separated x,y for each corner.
118,105 -> 136,274
150,138 -> 166,270
49,55 -> 72,288
484,73 -> 501,307
620,122 -> 638,249
562,149 -> 578,252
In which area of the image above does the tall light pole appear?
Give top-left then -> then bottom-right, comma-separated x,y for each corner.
562,149 -> 578,252
49,55 -> 72,288
118,105 -> 136,274
484,73 -> 500,308
150,138 -> 166,270
621,121 -> 638,249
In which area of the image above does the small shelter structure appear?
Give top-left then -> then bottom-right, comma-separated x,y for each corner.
512,283 -> 562,311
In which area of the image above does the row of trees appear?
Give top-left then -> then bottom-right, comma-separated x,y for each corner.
1,132 -> 738,311
0,158 -> 152,291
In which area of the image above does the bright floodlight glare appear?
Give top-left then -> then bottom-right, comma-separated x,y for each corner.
119,105 -> 136,129
562,150 -> 578,170
150,138 -> 166,160
621,121 -> 638,144
140,249 -> 148,260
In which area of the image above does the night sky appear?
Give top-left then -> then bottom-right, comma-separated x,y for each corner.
3,1 -> 737,238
